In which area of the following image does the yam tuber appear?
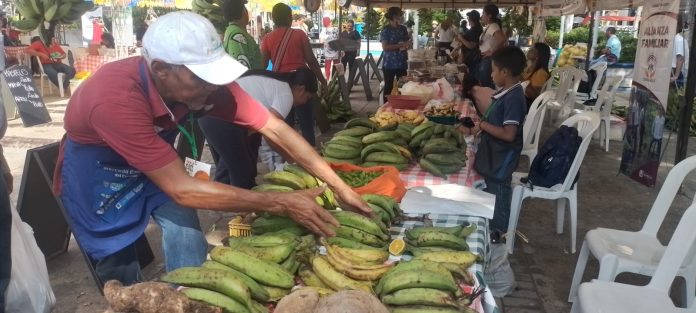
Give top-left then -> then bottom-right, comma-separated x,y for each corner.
103,280 -> 222,313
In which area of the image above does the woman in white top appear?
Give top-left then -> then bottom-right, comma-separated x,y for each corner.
198,68 -> 318,188
435,18 -> 457,61
320,16 -> 339,78
477,4 -> 506,88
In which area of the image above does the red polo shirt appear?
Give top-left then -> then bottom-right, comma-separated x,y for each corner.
53,56 -> 269,194
260,27 -> 310,72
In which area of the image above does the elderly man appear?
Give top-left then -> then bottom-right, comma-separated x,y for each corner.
54,11 -> 371,285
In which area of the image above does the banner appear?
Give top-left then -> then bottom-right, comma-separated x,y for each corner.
619,0 -> 678,187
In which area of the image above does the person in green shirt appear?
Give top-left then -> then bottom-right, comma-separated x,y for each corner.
222,0 -> 263,70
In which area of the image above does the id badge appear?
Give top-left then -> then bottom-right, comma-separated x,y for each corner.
184,157 -> 212,181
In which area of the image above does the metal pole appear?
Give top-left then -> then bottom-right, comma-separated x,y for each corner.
585,12 -> 595,71
559,15 -> 566,49
675,10 -> 696,163
366,0 -> 370,78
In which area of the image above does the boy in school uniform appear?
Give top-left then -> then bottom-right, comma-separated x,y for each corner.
470,46 -> 527,238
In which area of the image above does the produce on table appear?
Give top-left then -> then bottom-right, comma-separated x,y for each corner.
273,288 -> 321,313
336,170 -> 384,188
404,224 -> 476,255
424,102 -> 457,117
396,110 -> 427,125
160,267 -> 253,311
252,164 -> 339,210
409,122 -> 467,178
556,43 -> 588,67
274,289 -> 390,313
13,0 -> 94,32
320,73 -> 354,121
103,280 -> 222,313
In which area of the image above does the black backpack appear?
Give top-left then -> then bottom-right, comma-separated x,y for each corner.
526,125 -> 582,188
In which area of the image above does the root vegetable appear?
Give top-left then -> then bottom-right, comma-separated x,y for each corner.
103,280 -> 222,313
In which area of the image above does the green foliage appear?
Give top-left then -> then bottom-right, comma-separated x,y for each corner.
362,8 -> 382,39
546,30 -> 560,49
501,6 -> 532,37
563,26 -> 590,44
545,16 -> 561,32
417,9 -> 434,36
595,30 -> 637,63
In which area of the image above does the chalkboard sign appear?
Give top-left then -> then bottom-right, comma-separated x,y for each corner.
1,65 -> 51,127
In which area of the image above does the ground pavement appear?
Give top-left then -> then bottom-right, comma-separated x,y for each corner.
5,78 -> 696,313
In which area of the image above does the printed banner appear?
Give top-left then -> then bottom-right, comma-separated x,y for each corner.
619,0 -> 678,187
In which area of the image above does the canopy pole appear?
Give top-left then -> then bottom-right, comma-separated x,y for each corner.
585,11 -> 598,71
413,10 -> 419,49
558,15 -> 566,50
675,10 -> 696,163
366,0 -> 370,78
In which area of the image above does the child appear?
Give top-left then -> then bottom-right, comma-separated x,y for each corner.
471,46 -> 527,238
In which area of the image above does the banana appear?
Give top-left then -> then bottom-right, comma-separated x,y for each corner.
458,224 -> 477,238
345,117 -> 377,130
361,162 -> 408,171
297,286 -> 335,297
397,146 -> 414,160
295,234 -> 316,252
226,240 -> 297,263
321,185 -> 339,210
251,215 -> 300,234
376,261 -> 453,295
335,126 -> 373,137
251,300 -> 269,313
406,245 -> 459,257
263,171 -> 306,190
260,285 -> 290,301
160,267 -> 252,310
251,184 -> 293,192
16,0 -> 40,19
181,288 -> 250,313
283,164 -> 318,188
419,159 -> 447,178
398,123 -> 416,131
328,138 -> 363,150
311,256 -> 373,292
433,124 -> 446,135
409,232 -> 468,250
330,210 -> 385,238
323,143 -> 361,159
365,152 -> 408,164
55,2 -> 72,20
331,135 -> 364,146
409,128 -> 434,149
369,203 -> 391,225
389,305 -> 463,313
413,251 -> 480,268
11,18 -> 41,31
263,226 -> 306,237
405,226 -> 463,240
410,121 -> 434,137
334,225 -> 387,247
382,288 -> 459,308
361,194 -> 396,219
360,142 -> 401,160
325,237 -> 385,251
422,143 -> 460,155
228,232 -> 296,247
379,270 -> 458,296
323,156 -> 362,165
424,154 -> 465,166
362,131 -> 400,145
324,251 -> 393,280
200,261 -> 270,302
299,265 -> 330,288
210,246 -> 295,289
325,242 -> 391,266
280,251 -> 296,270
29,0 -> 43,18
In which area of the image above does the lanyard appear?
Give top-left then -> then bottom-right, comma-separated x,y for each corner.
176,113 -> 198,159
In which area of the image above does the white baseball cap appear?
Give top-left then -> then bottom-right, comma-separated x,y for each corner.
142,11 -> 247,85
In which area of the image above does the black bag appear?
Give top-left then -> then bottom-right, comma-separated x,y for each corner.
474,132 -> 521,183
578,69 -> 597,94
526,125 -> 582,188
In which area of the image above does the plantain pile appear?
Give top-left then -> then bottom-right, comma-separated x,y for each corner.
408,121 -> 468,178
376,256 -> 480,313
320,74 -> 353,122
404,224 -> 477,256
13,0 -> 93,31
191,0 -> 225,33
252,164 -> 339,210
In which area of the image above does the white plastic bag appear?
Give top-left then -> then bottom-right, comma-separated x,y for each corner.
484,243 -> 517,297
5,206 -> 55,313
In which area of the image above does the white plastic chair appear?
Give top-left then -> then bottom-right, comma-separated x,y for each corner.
581,75 -> 625,151
506,112 -> 601,254
34,56 -> 65,97
576,62 -> 608,101
543,67 -> 587,124
568,154 -> 696,307
520,91 -> 555,169
570,200 -> 696,313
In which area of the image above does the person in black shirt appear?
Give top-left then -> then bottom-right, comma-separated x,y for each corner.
340,20 -> 361,75
456,10 -> 484,77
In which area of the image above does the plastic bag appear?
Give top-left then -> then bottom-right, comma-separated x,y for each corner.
329,163 -> 407,202
484,243 -> 516,297
5,206 -> 55,313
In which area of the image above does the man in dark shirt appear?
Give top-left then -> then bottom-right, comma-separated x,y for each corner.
340,20 -> 361,75
457,10 -> 484,74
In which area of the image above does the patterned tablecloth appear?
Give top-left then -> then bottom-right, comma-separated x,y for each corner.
75,55 -> 114,73
391,214 -> 498,313
5,46 -> 30,66
381,99 -> 486,190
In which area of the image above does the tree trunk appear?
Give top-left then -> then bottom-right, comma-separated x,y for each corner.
40,21 -> 57,45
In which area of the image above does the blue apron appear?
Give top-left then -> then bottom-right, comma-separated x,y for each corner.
60,62 -> 181,260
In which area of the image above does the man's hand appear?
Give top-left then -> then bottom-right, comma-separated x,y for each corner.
3,172 -> 12,194
334,187 -> 374,217
275,186 -> 339,237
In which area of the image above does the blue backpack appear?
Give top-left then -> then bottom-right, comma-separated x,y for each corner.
526,125 -> 582,188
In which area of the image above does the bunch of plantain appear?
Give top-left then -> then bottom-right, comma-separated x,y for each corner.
13,0 -> 94,31
161,266 -> 269,313
253,164 -> 339,210
322,120 -> 373,165
369,109 -> 400,130
361,193 -> 402,225
376,259 -> 474,312
190,0 -> 225,32
320,74 -> 353,122
408,122 -> 468,178
404,224 -> 477,255
330,209 -> 390,247
359,124 -> 414,171
396,110 -> 426,125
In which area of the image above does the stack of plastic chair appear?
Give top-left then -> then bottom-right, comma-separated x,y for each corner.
542,66 -> 586,125
579,75 -> 625,151
506,112 -> 601,254
570,199 -> 696,313
568,154 -> 696,308
520,91 -> 555,170
34,56 -> 65,97
576,62 -> 608,101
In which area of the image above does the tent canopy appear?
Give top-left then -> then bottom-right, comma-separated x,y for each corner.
351,0 -> 643,11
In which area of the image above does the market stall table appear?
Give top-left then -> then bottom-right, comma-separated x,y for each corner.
381,99 -> 486,189
5,46 -> 30,66
75,55 -> 114,73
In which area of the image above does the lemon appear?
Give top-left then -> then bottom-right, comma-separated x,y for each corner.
389,238 -> 406,256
